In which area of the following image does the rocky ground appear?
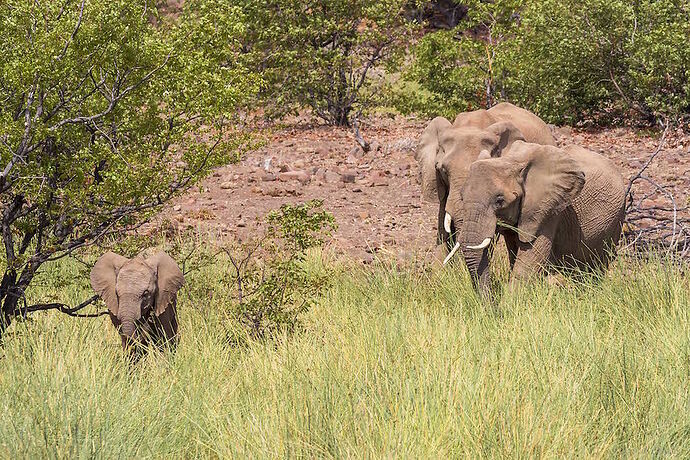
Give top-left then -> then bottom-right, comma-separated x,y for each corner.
149,115 -> 690,262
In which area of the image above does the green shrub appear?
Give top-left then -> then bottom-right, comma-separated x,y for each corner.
222,200 -> 336,341
396,0 -> 690,124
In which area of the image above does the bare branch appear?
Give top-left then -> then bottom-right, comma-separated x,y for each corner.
20,294 -> 107,318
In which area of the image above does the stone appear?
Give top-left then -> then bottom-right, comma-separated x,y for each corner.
324,170 -> 341,183
349,146 -> 364,158
219,181 -> 233,189
278,170 -> 311,184
341,170 -> 357,183
261,172 -> 277,182
173,205 -> 181,212
361,253 -> 374,264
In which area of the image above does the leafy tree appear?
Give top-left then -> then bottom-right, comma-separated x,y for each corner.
392,0 -> 522,118
397,0 -> 690,124
0,0 -> 256,337
237,0 -> 418,126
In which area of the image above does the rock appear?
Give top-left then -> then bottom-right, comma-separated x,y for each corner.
219,181 -> 233,189
352,186 -> 362,192
237,220 -> 246,228
261,172 -> 277,182
361,253 -> 374,264
324,170 -> 341,183
278,170 -> 311,184
349,146 -> 364,158
278,163 -> 291,172
358,211 -> 370,220
173,205 -> 181,212
341,170 -> 357,183
368,170 -> 389,187
212,172 -> 222,178
346,155 -> 358,164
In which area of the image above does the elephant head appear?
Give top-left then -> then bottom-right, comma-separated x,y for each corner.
456,141 -> 585,291
90,251 -> 184,347
417,116 -> 525,250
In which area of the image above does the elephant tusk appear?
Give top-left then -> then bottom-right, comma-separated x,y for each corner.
467,238 -> 492,250
444,212 -> 452,234
443,242 -> 461,265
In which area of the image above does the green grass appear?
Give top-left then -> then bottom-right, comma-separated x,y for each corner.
0,252 -> 689,458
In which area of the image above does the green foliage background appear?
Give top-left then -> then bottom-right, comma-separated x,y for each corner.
395,0 -> 690,124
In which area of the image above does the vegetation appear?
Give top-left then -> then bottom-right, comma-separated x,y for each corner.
235,0 -> 417,126
0,0 -> 255,336
0,253 -> 688,457
0,2 -> 688,456
395,0 -> 690,124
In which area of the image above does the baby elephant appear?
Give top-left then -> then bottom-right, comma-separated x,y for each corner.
90,251 -> 184,350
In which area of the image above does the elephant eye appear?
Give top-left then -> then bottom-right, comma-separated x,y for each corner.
495,195 -> 505,207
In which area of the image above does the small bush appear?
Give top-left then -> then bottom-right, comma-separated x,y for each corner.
222,200 -> 336,341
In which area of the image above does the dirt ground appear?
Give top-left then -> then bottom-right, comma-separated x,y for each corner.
150,115 -> 690,262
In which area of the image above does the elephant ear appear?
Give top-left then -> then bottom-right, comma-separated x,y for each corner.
510,142 -> 585,243
486,121 -> 525,158
90,252 -> 128,316
416,117 -> 452,202
145,251 -> 184,316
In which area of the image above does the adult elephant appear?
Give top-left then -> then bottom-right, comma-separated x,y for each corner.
454,140 -> 626,293
416,103 -> 556,258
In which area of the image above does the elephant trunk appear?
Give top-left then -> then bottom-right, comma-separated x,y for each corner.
120,319 -> 136,349
460,207 -> 496,294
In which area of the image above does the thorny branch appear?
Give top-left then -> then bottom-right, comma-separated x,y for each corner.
624,122 -> 690,258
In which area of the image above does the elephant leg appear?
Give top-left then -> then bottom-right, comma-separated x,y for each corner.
511,232 -> 555,284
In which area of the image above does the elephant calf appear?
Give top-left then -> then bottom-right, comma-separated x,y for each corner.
90,250 -> 184,351
448,141 -> 626,291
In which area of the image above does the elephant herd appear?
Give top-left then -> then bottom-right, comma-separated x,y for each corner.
92,103 -> 626,352
417,102 -> 626,292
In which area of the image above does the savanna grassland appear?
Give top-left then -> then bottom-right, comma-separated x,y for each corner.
1,251 -> 688,458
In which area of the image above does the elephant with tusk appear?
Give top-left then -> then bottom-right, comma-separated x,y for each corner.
457,140 -> 626,293
416,102 -> 557,259
90,250 -> 184,352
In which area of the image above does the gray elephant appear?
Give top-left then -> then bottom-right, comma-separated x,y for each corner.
416,103 -> 556,257
448,140 -> 626,292
90,251 -> 184,350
